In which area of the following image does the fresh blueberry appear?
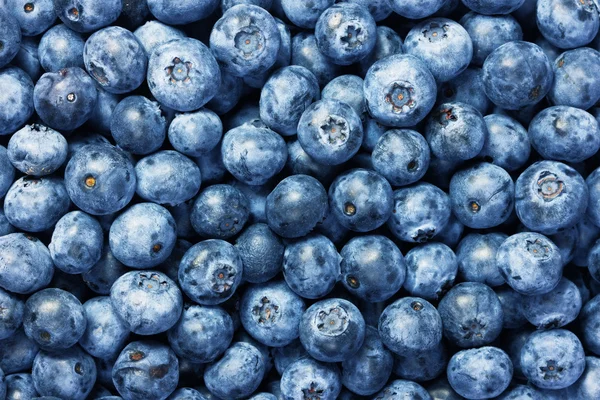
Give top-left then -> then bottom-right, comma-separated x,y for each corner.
5,372 -> 38,400
230,180 -> 270,224
110,271 -> 182,335
272,339 -> 308,375
291,32 -> 340,86
85,89 -> 119,135
389,0 -> 445,18
447,346 -> 513,399
0,10 -> 21,68
496,232 -> 563,295
373,379 -> 431,399
285,139 -> 337,185
221,0 -> 273,12
403,242 -> 457,301
133,20 -> 185,56
81,245 -> 127,294
283,234 -> 341,299
168,108 -> 223,157
522,277 -> 582,329
456,233 -> 506,287
38,24 -> 84,72
478,114 -> 530,171
178,239 -> 243,305
110,96 -> 166,155
168,387 -> 207,400
117,0 -> 149,29
566,356 -> 600,400
438,68 -> 491,115
280,0 -> 333,29
426,377 -> 463,400
550,47 -> 600,109
0,288 -> 23,340
79,296 -> 129,359
33,67 -> 98,130
0,328 -> 39,374
521,329 -> 585,389
13,36 -> 42,81
54,0 -> 121,32
204,341 -> 266,399
32,345 -> 96,400
147,0 -> 219,25
462,0 -> 524,14
587,167 -> 600,229
482,41 -> 553,110
515,160 -> 588,234
235,223 -> 283,283
340,235 -> 405,302
280,357 -> 341,400
0,146 -> 15,198
579,294 -> 600,355
4,176 -> 70,232
358,26 -> 403,76
536,0 -> 599,49
208,67 -> 244,114
433,213 -> 464,249
0,67 -> 34,136
190,184 -> 249,239
112,341 -> 179,400
147,38 -> 220,112
8,0 -> 55,36
393,340 -> 448,383
49,211 -> 103,274
339,0 -> 391,21
497,385 -> 544,400
7,124 -> 67,176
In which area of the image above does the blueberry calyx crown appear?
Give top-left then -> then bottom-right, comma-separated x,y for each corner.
212,265 -> 236,293
340,24 -> 364,49
165,57 -> 193,84
302,382 -> 325,400
526,238 -> 551,259
461,318 -> 486,340
252,296 -> 280,325
136,272 -> 169,292
234,26 -> 265,59
315,306 -> 349,336
540,360 -> 564,381
385,82 -> 416,114
422,22 -> 450,43
536,171 -> 565,201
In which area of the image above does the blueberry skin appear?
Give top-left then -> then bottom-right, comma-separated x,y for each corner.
0,288 -> 23,340
529,106 -> 600,163
373,379 -> 432,399
364,54 -> 437,128
7,124 -> 67,176
83,243 -> 129,295
537,0 -> 599,49
133,21 -> 185,56
266,174 -> 328,238
300,298 -> 365,363
462,0 -> 524,14
222,125 -> 287,185
38,24 -> 84,72
272,339 -> 308,375
342,325 -> 393,396
240,280 -> 305,347
479,114 -> 530,171
0,233 -> 54,295
297,99 -> 363,166
168,108 -> 222,157
167,387 -> 207,400
329,168 -> 393,232
9,0 -> 55,36
13,37 -> 42,81
53,0 -> 121,32
66,133 -> 111,162
403,243 -> 457,301
0,67 -> 34,136
404,18 -> 472,83
178,239 -> 243,305
285,140 -> 337,185
0,328 -> 39,374
23,288 -> 86,350
438,68 -> 490,116
426,102 -> 487,162
522,277 -> 582,330
482,41 -> 553,110
136,151 -> 201,206
315,3 -> 376,66
32,346 -> 96,400
0,146 -> 15,198
235,223 -> 283,283
434,213 -> 464,249
427,378 -> 462,400
388,182 -> 451,243
112,341 -> 179,400
567,356 -> 600,400
521,329 -> 585,389
147,0 -> 218,25
247,393 -> 276,400
5,372 -> 37,400
550,48 -> 600,109
148,38 -> 221,112
221,0 -> 273,12
515,161 -> 588,234
281,357 -> 341,399
110,96 -> 166,155
66,144 -> 136,216
457,233 -> 506,287
340,235 -> 405,302
230,180 -> 270,224
283,234 -> 341,299
204,342 -> 265,400
4,176 -> 70,232
208,68 -> 244,114
324,75 -> 365,121
259,66 -> 320,136
372,129 -> 431,187
49,211 -> 103,274
86,89 -> 119,135
579,295 -> 600,355
79,296 -> 129,359
109,203 -> 177,269
291,32 -> 340,87
393,340 -> 447,383
438,282 -> 503,348
587,167 -> 600,229
590,240 -> 600,282
447,347 -> 512,399
190,184 -> 249,239
280,0 -> 333,29
340,0 -> 391,21
497,385 -> 544,400
389,0 -> 444,18
210,5 -> 280,77
358,26 -> 403,76
0,10 -> 21,68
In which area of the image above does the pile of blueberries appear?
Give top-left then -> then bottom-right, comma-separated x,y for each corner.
2,0 -> 600,399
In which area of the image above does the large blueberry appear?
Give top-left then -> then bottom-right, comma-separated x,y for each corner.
147,0 -> 219,25
280,0 -> 333,29
235,223 -> 283,283
5,372 -> 38,400
0,328 -> 39,374
79,296 -> 129,360
0,67 -> 34,136
54,0 -> 121,32
537,0 -> 599,49
168,108 -> 222,157
190,184 -> 249,239
7,124 -> 67,176
291,32 -> 340,86
0,10 -> 21,68
403,242 -> 457,301
550,48 -> 600,109
0,288 -> 23,340
110,96 -> 166,155
479,114 -> 530,171
522,277 -> 582,329
38,24 -> 84,72
456,233 -> 506,287
0,147 -> 15,198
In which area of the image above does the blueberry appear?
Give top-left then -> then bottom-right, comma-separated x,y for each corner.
7,124 -> 67,176
403,242 -> 457,301
438,68 -> 491,115
38,24 -> 84,72
168,387 -> 207,400
536,0 -> 599,49
112,341 -> 179,400
280,357 -> 341,400
65,144 -> 136,215
221,0 -> 273,12
340,235 -> 405,302
168,108 -> 222,157
5,372 -> 37,400
300,298 -> 365,362
497,385 -> 544,400
573,216 -> 600,267
230,180 -> 270,224
0,234 -> 54,295
204,342 -> 266,399
329,168 -> 393,232
266,174 -> 328,238
33,67 -> 97,130
340,0 -> 392,21
280,0 -> 333,29
373,379 -> 431,399
0,67 -> 34,136
283,234 -> 340,299
208,67 -> 244,114
0,10 -> 21,68
54,0 -> 121,32
392,340 -> 448,383
190,184 -> 249,239
529,106 -> 600,163
522,277 -> 582,329
364,54 -> 437,127
426,377 -> 462,400
0,146 -> 15,198
178,239 -> 243,305
579,295 -> 600,355
478,114 -> 530,171
247,393 -> 277,400
482,41 -> 553,110
447,347 -> 513,399
0,288 -> 23,340
0,328 -> 39,374
585,166 -> 600,229
117,0 -> 150,29
210,5 -> 280,77
358,26 -> 403,75
148,38 -> 220,112
291,32 -> 340,87
456,233 -> 507,287
13,36 -> 42,81
389,0 -> 445,18
82,244 -> 129,295
110,96 -> 167,155
32,345 -> 96,400
235,223 -> 283,283
550,48 -> 600,109
147,0 -> 219,25
110,271 -> 183,335
4,176 -> 70,232
285,140 -> 337,185
133,20 -> 185,56
515,160 -> 587,234
79,296 -> 129,359
520,329 -> 586,389
566,356 -> 600,399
